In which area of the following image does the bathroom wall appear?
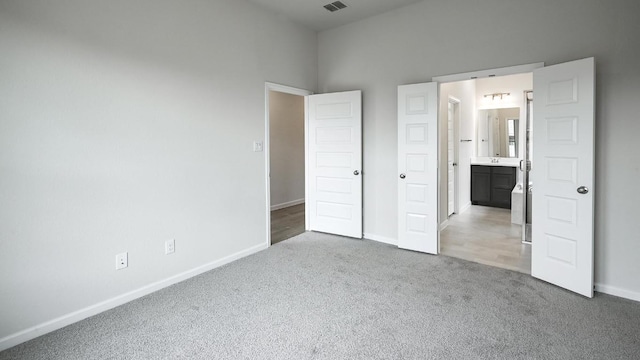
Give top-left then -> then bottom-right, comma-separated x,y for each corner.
476,73 -> 533,110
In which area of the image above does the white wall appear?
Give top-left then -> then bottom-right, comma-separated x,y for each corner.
269,91 -> 305,209
0,0 -> 317,346
439,81 -> 475,222
318,0 -> 640,299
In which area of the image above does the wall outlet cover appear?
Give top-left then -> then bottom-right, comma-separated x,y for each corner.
116,252 -> 128,270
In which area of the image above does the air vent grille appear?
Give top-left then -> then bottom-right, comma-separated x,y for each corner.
324,1 -> 348,12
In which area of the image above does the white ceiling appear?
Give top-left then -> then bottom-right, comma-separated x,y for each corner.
247,0 -> 423,31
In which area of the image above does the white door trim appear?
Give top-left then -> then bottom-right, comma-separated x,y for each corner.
264,82 -> 313,247
448,96 -> 461,215
432,62 -> 545,83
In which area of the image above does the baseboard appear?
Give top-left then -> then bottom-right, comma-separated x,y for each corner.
270,198 -> 304,211
364,233 -> 397,246
439,219 -> 449,231
459,202 -> 471,214
0,242 -> 269,352
595,283 -> 640,302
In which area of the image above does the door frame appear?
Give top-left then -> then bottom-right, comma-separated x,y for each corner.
432,63 -> 545,83
264,82 -> 313,247
448,96 -> 461,216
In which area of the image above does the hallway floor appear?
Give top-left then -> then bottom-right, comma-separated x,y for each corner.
270,203 -> 305,245
440,205 -> 531,274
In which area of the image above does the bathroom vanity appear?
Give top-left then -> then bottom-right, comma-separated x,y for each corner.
472,106 -> 521,209
471,164 -> 517,209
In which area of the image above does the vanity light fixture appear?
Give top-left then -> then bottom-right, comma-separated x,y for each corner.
484,92 -> 511,100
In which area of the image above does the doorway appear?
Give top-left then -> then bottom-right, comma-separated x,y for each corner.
265,83 -> 312,245
399,58 -> 595,296
437,72 -> 534,274
265,84 -> 363,245
447,98 -> 460,217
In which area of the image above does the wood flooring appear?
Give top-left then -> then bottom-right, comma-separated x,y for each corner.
440,205 -> 532,274
270,203 -> 305,245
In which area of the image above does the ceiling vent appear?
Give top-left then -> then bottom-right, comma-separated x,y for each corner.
323,1 -> 348,12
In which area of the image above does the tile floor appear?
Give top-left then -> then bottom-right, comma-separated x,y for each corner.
440,205 -> 531,274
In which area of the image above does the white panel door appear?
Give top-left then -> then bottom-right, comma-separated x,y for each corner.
532,58 -> 595,297
308,91 -> 362,238
398,83 -> 438,254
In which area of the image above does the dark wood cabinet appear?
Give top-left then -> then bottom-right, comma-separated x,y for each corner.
471,165 -> 516,209
471,165 -> 491,203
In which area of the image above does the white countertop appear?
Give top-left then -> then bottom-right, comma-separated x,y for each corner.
470,157 -> 520,167
471,162 -> 518,167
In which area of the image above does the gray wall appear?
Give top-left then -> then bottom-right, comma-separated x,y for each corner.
269,91 -> 305,208
0,0 -> 317,342
318,0 -> 640,297
2,0 -> 639,348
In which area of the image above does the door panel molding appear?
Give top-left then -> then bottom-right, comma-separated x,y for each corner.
398,82 -> 439,254
307,91 -> 363,238
531,57 -> 595,298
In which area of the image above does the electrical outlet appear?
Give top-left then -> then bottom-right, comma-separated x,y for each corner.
115,252 -> 128,270
253,141 -> 263,152
165,239 -> 175,255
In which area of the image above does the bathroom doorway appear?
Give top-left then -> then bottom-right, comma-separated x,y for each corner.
438,72 -> 534,274
407,58 -> 595,296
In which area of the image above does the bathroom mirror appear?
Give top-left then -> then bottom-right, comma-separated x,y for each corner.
476,107 -> 520,158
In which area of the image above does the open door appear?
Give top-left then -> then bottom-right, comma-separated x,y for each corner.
531,58 -> 595,297
397,83 -> 439,254
307,91 -> 362,239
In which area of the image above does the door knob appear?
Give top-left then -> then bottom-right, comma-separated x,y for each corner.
399,173 -> 406,179
577,186 -> 589,194
353,170 -> 360,176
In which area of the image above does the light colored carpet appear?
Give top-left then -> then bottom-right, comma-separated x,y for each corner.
2,232 -> 639,359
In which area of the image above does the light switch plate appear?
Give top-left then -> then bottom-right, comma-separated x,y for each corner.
165,239 -> 175,255
253,141 -> 263,152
